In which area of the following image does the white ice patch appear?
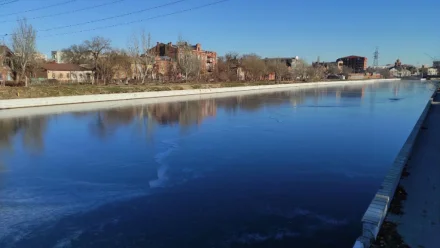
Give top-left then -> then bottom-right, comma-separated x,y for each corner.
0,179 -> 147,245
149,140 -> 178,188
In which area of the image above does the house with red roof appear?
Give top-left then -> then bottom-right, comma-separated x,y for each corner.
40,62 -> 94,83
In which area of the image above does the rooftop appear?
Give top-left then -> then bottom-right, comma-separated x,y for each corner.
42,63 -> 89,71
0,45 -> 13,55
339,55 -> 366,59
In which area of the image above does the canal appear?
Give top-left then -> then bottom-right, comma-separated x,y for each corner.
0,81 -> 436,248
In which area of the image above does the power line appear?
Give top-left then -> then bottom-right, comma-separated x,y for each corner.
0,0 -> 76,18
0,0 -> 127,24
38,0 -> 187,33
39,0 -> 230,39
0,0 -> 18,6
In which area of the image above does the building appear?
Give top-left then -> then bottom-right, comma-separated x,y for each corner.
41,63 -> 93,82
150,42 -> 217,73
312,60 -> 343,72
337,56 -> 368,73
266,56 -> 301,69
51,51 -> 66,63
390,68 -> 411,78
427,67 -> 438,76
0,45 -> 13,81
433,61 -> 440,68
372,65 -> 392,69
152,56 -> 178,80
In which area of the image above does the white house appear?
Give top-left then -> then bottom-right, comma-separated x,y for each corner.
427,67 -> 438,76
390,68 -> 411,78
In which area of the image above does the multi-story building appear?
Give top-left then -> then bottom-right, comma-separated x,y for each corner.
0,45 -> 13,81
265,56 -> 302,69
51,51 -> 66,63
433,61 -> 440,68
150,42 -> 217,73
336,55 -> 368,73
312,60 -> 344,72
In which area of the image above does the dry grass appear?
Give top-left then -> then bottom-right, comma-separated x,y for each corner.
0,81 -> 294,99
372,221 -> 410,248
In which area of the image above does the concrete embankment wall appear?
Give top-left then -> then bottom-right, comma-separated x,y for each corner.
353,88 -> 438,248
0,79 -> 399,110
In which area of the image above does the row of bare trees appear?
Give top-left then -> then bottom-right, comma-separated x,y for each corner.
61,33 -> 204,84
215,52 -> 327,82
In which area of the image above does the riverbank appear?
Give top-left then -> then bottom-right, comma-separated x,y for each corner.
0,82 -> 265,99
376,88 -> 440,248
0,79 -> 399,109
353,85 -> 439,248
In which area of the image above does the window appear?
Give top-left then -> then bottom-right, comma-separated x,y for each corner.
66,73 -> 70,78
59,73 -> 64,79
52,72 -> 55,79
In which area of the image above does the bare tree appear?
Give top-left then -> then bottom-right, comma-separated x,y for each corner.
215,56 -> 229,81
306,66 -> 325,81
327,64 -> 340,75
11,18 -> 36,86
61,44 -> 91,64
116,50 -> 133,84
177,36 -> 200,82
241,54 -> 266,81
218,52 -> 240,81
378,68 -> 391,79
84,36 -> 111,84
342,66 -> 353,77
267,58 -> 289,82
166,60 -> 178,82
140,31 -> 155,83
291,59 -> 309,81
128,31 -> 155,84
96,50 -> 120,85
128,33 -> 140,81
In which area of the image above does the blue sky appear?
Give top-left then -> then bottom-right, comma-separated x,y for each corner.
0,0 -> 439,66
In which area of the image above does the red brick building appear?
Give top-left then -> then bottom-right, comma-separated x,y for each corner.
0,45 -> 13,81
151,42 -> 217,73
337,55 -> 368,73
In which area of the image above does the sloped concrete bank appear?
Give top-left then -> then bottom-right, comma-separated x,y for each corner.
0,79 -> 399,110
353,87 -> 438,248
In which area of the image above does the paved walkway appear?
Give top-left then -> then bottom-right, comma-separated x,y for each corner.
388,90 -> 440,248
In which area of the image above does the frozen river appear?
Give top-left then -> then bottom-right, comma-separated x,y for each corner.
0,80 -> 436,248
